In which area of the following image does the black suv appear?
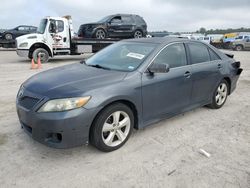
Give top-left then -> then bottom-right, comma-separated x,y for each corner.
78,14 -> 147,39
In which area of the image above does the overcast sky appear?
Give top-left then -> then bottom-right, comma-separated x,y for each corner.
1,0 -> 250,32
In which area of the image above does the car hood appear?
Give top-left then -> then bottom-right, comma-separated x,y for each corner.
23,63 -> 127,98
16,33 -> 41,40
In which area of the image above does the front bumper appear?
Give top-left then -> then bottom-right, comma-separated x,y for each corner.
16,98 -> 98,149
16,49 -> 29,57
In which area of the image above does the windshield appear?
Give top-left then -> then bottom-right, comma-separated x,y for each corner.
86,42 -> 157,72
98,16 -> 111,23
37,19 -> 47,34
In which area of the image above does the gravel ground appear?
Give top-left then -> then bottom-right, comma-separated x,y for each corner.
0,50 -> 249,188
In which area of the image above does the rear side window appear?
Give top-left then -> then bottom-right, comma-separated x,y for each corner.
134,16 -> 146,25
122,16 -> 133,24
188,43 -> 210,64
208,48 -> 221,61
154,43 -> 187,68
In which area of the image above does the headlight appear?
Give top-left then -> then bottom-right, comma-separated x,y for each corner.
19,42 -> 28,48
38,96 -> 91,112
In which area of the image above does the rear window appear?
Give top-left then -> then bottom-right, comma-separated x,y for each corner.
188,43 -> 210,64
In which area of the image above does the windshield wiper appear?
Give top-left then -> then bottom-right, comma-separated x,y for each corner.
87,64 -> 111,70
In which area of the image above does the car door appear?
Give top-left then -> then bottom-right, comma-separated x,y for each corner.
142,43 -> 192,123
186,42 -> 222,104
121,16 -> 134,37
107,16 -> 123,37
47,19 -> 70,49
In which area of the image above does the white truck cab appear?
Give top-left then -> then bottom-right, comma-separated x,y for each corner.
16,16 -> 74,63
16,16 -> 116,63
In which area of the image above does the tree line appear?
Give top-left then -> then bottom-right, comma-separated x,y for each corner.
197,27 -> 250,35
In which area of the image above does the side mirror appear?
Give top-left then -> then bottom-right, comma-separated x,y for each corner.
246,38 -> 250,42
148,63 -> 170,74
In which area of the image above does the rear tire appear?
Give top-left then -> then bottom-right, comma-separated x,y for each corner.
90,103 -> 134,152
32,48 -> 49,63
207,80 -> 229,109
134,30 -> 143,38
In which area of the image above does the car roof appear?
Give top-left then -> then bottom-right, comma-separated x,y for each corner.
112,14 -> 139,17
123,37 -> 191,45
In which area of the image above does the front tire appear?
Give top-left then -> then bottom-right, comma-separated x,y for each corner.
32,48 -> 49,63
208,80 -> 229,109
95,29 -> 106,39
90,103 -> 134,152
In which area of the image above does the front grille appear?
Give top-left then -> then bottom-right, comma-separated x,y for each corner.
19,96 -> 40,110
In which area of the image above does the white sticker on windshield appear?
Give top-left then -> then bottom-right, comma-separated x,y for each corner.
128,66 -> 135,70
127,52 -> 145,60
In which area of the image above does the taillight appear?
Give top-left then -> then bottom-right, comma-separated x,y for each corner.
232,61 -> 240,69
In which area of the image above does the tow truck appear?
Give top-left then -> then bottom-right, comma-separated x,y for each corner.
16,16 -> 119,63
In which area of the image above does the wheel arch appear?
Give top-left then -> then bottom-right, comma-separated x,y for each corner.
92,27 -> 107,37
223,77 -> 232,95
235,44 -> 244,50
89,99 -> 139,141
29,43 -> 52,58
134,28 -> 145,36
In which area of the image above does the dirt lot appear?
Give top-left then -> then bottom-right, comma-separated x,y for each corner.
0,49 -> 249,188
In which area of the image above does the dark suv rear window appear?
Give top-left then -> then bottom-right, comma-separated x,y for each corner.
122,16 -> 134,24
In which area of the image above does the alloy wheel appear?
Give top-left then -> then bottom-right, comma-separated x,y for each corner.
5,34 -> 13,40
215,83 -> 228,106
96,30 -> 106,39
134,31 -> 143,38
102,111 -> 131,147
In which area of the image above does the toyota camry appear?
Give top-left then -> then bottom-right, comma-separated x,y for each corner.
16,37 -> 242,152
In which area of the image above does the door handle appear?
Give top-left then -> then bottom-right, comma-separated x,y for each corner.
218,63 -> 222,69
184,71 -> 192,78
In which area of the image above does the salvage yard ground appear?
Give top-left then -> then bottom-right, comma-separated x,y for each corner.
0,49 -> 249,188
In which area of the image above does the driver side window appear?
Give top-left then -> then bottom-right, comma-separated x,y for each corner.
154,43 -> 187,68
110,16 -> 122,24
49,21 -> 56,33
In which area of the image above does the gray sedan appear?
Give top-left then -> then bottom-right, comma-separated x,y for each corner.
16,37 -> 242,152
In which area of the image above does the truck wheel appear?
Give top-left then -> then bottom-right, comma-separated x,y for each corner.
95,29 -> 106,39
32,48 -> 49,63
235,45 -> 243,51
4,33 -> 13,40
134,30 -> 143,38
90,103 -> 134,152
